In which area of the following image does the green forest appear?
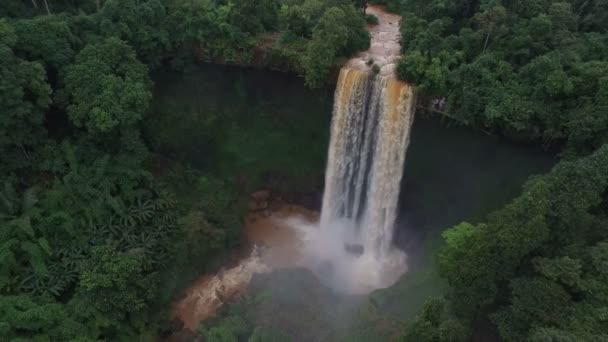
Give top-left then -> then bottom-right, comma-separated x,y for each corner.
1,0 -> 607,341
388,0 -> 608,340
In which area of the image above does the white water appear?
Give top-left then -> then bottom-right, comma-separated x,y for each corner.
291,5 -> 417,294
295,68 -> 415,294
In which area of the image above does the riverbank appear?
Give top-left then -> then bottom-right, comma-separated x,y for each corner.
171,196 -> 319,331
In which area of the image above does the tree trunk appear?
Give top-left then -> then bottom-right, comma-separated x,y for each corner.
43,0 -> 51,14
31,0 -> 38,9
483,31 -> 491,52
19,144 -> 31,162
96,0 -> 101,11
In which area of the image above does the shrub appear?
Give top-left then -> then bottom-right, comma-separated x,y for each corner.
366,14 -> 379,25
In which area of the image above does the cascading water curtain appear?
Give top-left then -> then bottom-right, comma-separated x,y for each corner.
315,67 -> 415,292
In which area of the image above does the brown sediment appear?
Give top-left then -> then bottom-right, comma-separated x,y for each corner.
243,202 -> 319,269
171,199 -> 319,332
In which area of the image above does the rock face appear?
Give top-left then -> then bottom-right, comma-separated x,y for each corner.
346,5 -> 404,76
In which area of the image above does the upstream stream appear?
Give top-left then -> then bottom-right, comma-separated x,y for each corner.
146,6 -> 554,339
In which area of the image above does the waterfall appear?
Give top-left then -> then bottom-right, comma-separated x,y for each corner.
321,68 -> 415,258
284,6 -> 414,293
307,68 -> 415,292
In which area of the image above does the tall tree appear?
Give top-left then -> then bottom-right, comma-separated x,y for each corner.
303,7 -> 349,87
439,144 -> 608,340
0,19 -> 51,175
98,0 -> 169,66
65,37 -> 151,133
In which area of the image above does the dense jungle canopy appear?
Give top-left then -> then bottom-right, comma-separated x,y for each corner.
1,0 -> 607,341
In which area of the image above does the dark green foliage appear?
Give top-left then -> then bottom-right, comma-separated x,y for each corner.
280,0 -> 370,87
12,15 -> 77,74
366,14 -> 379,25
395,0 -> 608,152
439,144 -> 608,340
65,37 -> 151,132
0,295 -> 89,340
13,0 -> 608,341
0,2 -> 264,339
165,0 -> 256,64
98,0 -> 170,66
198,295 -> 260,342
74,245 -> 157,336
401,298 -> 468,342
0,19 -> 51,175
230,0 -> 280,33
303,7 -> 350,87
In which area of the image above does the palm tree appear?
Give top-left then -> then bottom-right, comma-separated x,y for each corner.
0,182 -> 50,293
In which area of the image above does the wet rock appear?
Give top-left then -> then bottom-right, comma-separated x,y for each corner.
344,244 -> 364,257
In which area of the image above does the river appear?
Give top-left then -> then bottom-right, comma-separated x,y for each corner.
145,61 -> 553,339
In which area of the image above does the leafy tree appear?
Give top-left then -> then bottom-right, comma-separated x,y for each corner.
12,14 -> 77,75
303,7 -> 349,87
473,4 -> 508,53
65,37 -> 151,132
199,315 -> 250,342
401,298 -> 468,342
278,0 -> 369,85
230,0 -> 280,33
0,183 -> 50,294
0,1 -> 370,340
98,0 -> 169,66
0,19 -> 51,175
71,245 -> 157,338
397,50 -> 455,95
278,0 -> 327,38
0,295 -> 89,340
336,3 -> 370,55
396,0 -> 608,152
439,144 -> 608,340
166,0 -> 254,63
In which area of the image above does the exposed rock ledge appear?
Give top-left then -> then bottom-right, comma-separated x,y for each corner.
346,5 -> 403,76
